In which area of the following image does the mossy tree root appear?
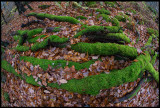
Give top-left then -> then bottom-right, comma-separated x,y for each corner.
48,51 -> 159,95
31,35 -> 69,51
26,12 -> 80,24
1,51 -> 159,95
89,33 -> 131,43
20,56 -> 96,71
71,42 -> 138,59
73,25 -> 123,38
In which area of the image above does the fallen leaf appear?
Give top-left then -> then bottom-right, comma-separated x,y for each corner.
44,90 -> 50,94
91,55 -> 99,59
59,79 -> 68,84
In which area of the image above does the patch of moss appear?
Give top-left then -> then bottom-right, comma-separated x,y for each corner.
15,45 -> 30,52
147,28 -> 159,37
115,15 -> 126,22
126,8 -> 136,14
1,60 -> 23,79
24,73 -> 40,86
20,56 -> 96,71
27,28 -> 43,39
105,33 -> 131,43
38,5 -> 50,9
76,16 -> 87,20
31,35 -> 68,51
74,26 -> 122,38
111,18 -> 120,27
27,12 -> 80,24
86,1 -> 96,7
13,35 -> 21,41
27,35 -> 46,43
48,51 -> 157,95
96,8 -> 110,15
71,42 -> 138,59
104,1 -> 117,7
4,92 -> 10,102
52,27 -> 61,32
144,36 -> 152,46
31,38 -> 48,51
96,14 -> 111,22
151,52 -> 157,65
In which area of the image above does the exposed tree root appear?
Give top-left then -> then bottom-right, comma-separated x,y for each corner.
1,51 -> 159,96
26,12 -> 80,24
71,42 -> 138,59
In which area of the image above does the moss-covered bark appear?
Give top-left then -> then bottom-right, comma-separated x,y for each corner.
96,14 -> 111,22
20,56 -> 96,71
74,26 -> 123,38
48,51 -> 158,95
92,33 -> 131,43
27,12 -> 80,24
2,51 -> 159,95
96,8 -> 110,15
31,35 -> 69,51
71,42 -> 137,59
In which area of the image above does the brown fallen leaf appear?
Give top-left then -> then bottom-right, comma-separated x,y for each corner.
59,79 -> 68,84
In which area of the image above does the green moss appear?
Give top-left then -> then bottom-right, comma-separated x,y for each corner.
144,36 -> 152,46
115,15 -> 126,22
105,33 -> 131,43
146,62 -> 159,83
31,38 -> 48,51
4,92 -> 10,102
71,42 -> 138,59
96,14 -> 111,22
111,18 -> 120,27
151,52 -> 157,65
31,35 -> 68,51
96,8 -> 110,15
38,5 -> 50,9
86,1 -> 96,7
49,35 -> 69,43
76,16 -> 87,20
13,35 -> 21,41
52,27 -> 61,32
27,12 -> 80,24
27,35 -> 46,43
74,26 -> 122,38
24,73 -> 40,86
20,56 -> 96,71
1,60 -> 23,79
147,28 -> 159,37
15,45 -> 30,52
27,28 -> 43,39
18,36 -> 24,45
104,1 -> 117,7
17,30 -> 29,36
48,51 -> 153,95
126,8 -> 136,14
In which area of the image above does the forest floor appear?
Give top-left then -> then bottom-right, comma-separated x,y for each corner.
1,1 -> 159,107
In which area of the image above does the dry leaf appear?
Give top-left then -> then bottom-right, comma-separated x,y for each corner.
44,90 -> 50,94
91,55 -> 99,59
59,79 -> 68,84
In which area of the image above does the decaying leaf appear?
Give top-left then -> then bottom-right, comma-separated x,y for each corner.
59,79 -> 68,84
